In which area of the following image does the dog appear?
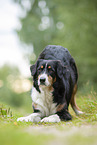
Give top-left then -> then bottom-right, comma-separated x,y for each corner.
17,45 -> 83,123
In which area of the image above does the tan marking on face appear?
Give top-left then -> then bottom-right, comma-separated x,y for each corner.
47,75 -> 56,86
56,103 -> 65,112
48,75 -> 53,85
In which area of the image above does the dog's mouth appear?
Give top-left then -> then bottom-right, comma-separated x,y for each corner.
40,82 -> 46,86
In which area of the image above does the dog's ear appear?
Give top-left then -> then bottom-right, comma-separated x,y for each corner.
57,61 -> 68,79
30,64 -> 37,76
30,59 -> 42,76
57,61 -> 64,79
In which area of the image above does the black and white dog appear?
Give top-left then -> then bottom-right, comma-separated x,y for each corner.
17,45 -> 83,123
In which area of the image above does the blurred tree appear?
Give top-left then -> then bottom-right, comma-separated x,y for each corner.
0,65 -> 24,107
14,0 -> 97,90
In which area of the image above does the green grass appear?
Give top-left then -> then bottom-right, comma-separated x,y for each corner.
0,92 -> 97,145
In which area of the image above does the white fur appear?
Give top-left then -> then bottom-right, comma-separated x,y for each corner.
41,114 -> 60,123
17,85 -> 58,123
17,113 -> 41,122
31,86 -> 57,117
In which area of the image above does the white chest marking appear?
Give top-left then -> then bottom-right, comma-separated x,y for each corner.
31,86 -> 57,117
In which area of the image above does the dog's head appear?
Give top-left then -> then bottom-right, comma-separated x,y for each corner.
30,59 -> 66,89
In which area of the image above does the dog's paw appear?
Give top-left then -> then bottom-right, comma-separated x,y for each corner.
17,116 -> 31,122
41,114 -> 60,123
17,113 -> 41,122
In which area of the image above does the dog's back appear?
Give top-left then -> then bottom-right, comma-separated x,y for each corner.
39,45 -> 71,63
39,45 -> 78,82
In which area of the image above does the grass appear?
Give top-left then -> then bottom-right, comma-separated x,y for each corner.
0,92 -> 97,145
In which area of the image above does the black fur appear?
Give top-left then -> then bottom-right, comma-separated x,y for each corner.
30,45 -> 78,121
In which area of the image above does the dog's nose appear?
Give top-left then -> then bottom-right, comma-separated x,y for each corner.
40,77 -> 46,83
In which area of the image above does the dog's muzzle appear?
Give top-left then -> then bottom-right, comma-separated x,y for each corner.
40,77 -> 46,85
38,73 -> 51,86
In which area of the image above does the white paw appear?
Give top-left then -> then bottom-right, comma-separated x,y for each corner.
17,116 -> 32,122
17,113 -> 41,122
41,114 -> 60,123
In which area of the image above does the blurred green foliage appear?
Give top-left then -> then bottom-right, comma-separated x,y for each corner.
0,127 -> 51,145
0,104 -> 12,117
0,65 -> 32,109
14,0 -> 97,90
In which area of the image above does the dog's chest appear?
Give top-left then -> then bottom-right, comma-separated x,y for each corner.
31,87 -> 57,117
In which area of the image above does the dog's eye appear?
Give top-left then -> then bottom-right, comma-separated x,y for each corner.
38,66 -> 44,72
48,66 -> 51,69
48,66 -> 54,72
48,66 -> 52,71
41,65 -> 44,69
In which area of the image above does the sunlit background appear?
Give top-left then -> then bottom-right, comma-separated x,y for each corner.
0,0 -> 30,77
0,0 -> 97,110
0,0 -> 32,111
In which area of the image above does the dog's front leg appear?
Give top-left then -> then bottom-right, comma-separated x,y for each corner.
17,113 -> 41,122
57,108 -> 72,121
